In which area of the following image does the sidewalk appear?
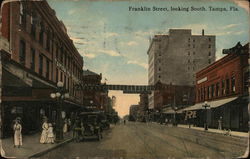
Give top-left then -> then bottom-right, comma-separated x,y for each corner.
178,124 -> 249,138
1,131 -> 73,159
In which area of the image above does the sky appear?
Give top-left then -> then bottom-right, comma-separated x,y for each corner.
47,0 -> 249,117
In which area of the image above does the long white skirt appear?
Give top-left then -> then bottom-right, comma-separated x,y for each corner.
40,130 -> 48,143
14,131 -> 22,146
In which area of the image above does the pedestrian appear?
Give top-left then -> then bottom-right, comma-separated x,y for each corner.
13,118 -> 22,148
80,122 -> 85,140
63,119 -> 68,133
165,118 -> 168,126
123,119 -> 126,125
47,123 -> 55,144
40,117 -> 48,144
218,116 -> 222,130
68,118 -> 72,131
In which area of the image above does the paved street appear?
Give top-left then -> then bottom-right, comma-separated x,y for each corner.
39,122 -> 248,159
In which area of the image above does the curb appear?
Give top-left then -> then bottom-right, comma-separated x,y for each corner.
178,126 -> 249,138
28,138 -> 74,158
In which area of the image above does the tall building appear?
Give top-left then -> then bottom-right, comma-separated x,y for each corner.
183,42 -> 248,131
147,29 -> 216,109
0,1 -> 83,137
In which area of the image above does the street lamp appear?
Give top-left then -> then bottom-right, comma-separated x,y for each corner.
202,101 -> 210,130
50,81 -> 69,142
173,106 -> 178,126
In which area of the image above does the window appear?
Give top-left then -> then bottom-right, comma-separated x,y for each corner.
208,59 -> 211,64
207,87 -> 209,99
188,52 -> 190,55
193,44 -> 195,48
188,38 -> 190,42
188,44 -> 190,47
60,48 -> 63,62
216,82 -> 220,97
30,48 -> 35,70
208,38 -> 211,42
243,71 -> 249,93
193,39 -> 195,42
226,78 -> 230,94
193,52 -> 195,55
211,84 -> 214,98
46,30 -> 51,51
56,69 -> 58,82
39,22 -> 44,45
188,59 -> 190,63
19,40 -> 26,65
231,76 -> 235,93
208,52 -> 211,56
60,72 -> 63,82
31,13 -> 36,39
39,54 -> 43,75
208,44 -> 211,48
158,75 -> 161,79
221,80 -> 225,95
46,58 -> 50,79
19,2 -> 26,27
158,68 -> 161,71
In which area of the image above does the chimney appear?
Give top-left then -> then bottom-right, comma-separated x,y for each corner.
202,29 -> 204,36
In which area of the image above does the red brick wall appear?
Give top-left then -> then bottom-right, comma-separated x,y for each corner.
196,53 -> 248,103
1,2 -> 10,40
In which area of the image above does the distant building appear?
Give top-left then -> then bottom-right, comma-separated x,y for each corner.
183,42 -> 249,132
147,29 -> 216,109
129,105 -> 140,121
153,83 -> 195,111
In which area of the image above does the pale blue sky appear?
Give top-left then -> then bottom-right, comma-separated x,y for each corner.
47,0 -> 249,116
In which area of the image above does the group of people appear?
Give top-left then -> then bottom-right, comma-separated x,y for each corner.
40,117 -> 55,144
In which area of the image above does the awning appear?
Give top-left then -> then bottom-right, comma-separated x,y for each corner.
180,97 -> 238,112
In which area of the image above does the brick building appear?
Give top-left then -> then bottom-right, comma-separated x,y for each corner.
82,69 -> 105,111
0,1 -> 84,136
183,42 -> 249,131
147,29 -> 216,109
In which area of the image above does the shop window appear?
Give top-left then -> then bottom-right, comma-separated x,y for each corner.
19,40 -> 26,65
231,76 -> 236,93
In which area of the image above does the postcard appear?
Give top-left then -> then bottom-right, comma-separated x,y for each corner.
0,0 -> 249,159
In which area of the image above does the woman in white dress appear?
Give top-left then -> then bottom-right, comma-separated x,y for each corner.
40,118 -> 48,144
46,123 -> 55,144
63,119 -> 68,133
13,119 -> 22,148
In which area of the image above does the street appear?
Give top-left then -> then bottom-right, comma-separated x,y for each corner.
39,122 -> 248,159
